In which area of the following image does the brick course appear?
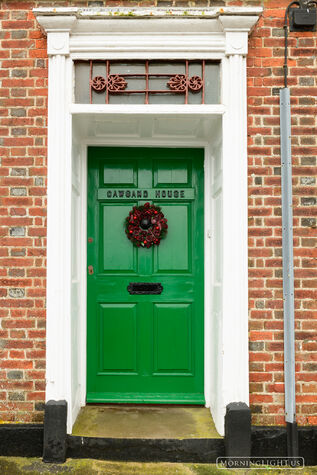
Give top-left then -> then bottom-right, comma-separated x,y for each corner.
0,0 -> 316,426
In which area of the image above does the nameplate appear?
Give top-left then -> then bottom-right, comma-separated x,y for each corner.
98,188 -> 195,200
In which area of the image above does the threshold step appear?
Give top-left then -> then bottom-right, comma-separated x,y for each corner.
72,405 -> 222,439
69,405 -> 224,463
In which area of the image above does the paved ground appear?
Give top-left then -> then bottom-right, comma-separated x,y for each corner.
0,458 -> 316,475
72,405 -> 221,439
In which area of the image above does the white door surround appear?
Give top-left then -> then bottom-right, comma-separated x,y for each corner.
35,7 -> 262,435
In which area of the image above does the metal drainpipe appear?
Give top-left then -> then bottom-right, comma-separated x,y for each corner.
280,1 -> 300,457
279,87 -> 298,457
280,0 -> 317,458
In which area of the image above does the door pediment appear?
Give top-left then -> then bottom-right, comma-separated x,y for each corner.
34,7 -> 262,58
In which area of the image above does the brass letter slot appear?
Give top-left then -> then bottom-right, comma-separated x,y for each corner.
127,282 -> 163,295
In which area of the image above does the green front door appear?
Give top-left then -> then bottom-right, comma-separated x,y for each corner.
87,147 -> 204,404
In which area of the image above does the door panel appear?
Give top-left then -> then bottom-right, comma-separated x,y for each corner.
154,204 -> 190,273
101,204 -> 137,272
103,160 -> 137,186
87,147 -> 204,404
153,303 -> 192,374
99,303 -> 137,373
154,159 -> 190,186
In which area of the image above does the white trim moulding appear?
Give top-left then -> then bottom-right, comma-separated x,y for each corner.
70,104 -> 226,116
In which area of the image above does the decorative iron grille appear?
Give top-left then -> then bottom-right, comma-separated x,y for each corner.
74,60 -> 220,105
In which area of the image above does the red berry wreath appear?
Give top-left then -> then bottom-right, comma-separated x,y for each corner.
125,202 -> 168,248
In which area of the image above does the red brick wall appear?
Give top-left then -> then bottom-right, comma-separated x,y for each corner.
0,0 -> 316,426
247,1 -> 317,425
0,1 -> 48,423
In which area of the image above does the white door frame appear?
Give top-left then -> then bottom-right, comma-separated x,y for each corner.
35,7 -> 262,435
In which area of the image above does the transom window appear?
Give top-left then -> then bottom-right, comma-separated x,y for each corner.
74,60 -> 220,105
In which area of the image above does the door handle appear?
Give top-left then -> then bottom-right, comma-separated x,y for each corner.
88,265 -> 94,275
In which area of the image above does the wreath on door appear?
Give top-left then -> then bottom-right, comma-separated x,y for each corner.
125,202 -> 168,248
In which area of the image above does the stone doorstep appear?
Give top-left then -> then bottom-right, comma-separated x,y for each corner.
72,405 -> 222,439
66,405 -> 224,464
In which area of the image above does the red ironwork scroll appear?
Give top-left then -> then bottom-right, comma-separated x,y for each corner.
85,59 -> 209,104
